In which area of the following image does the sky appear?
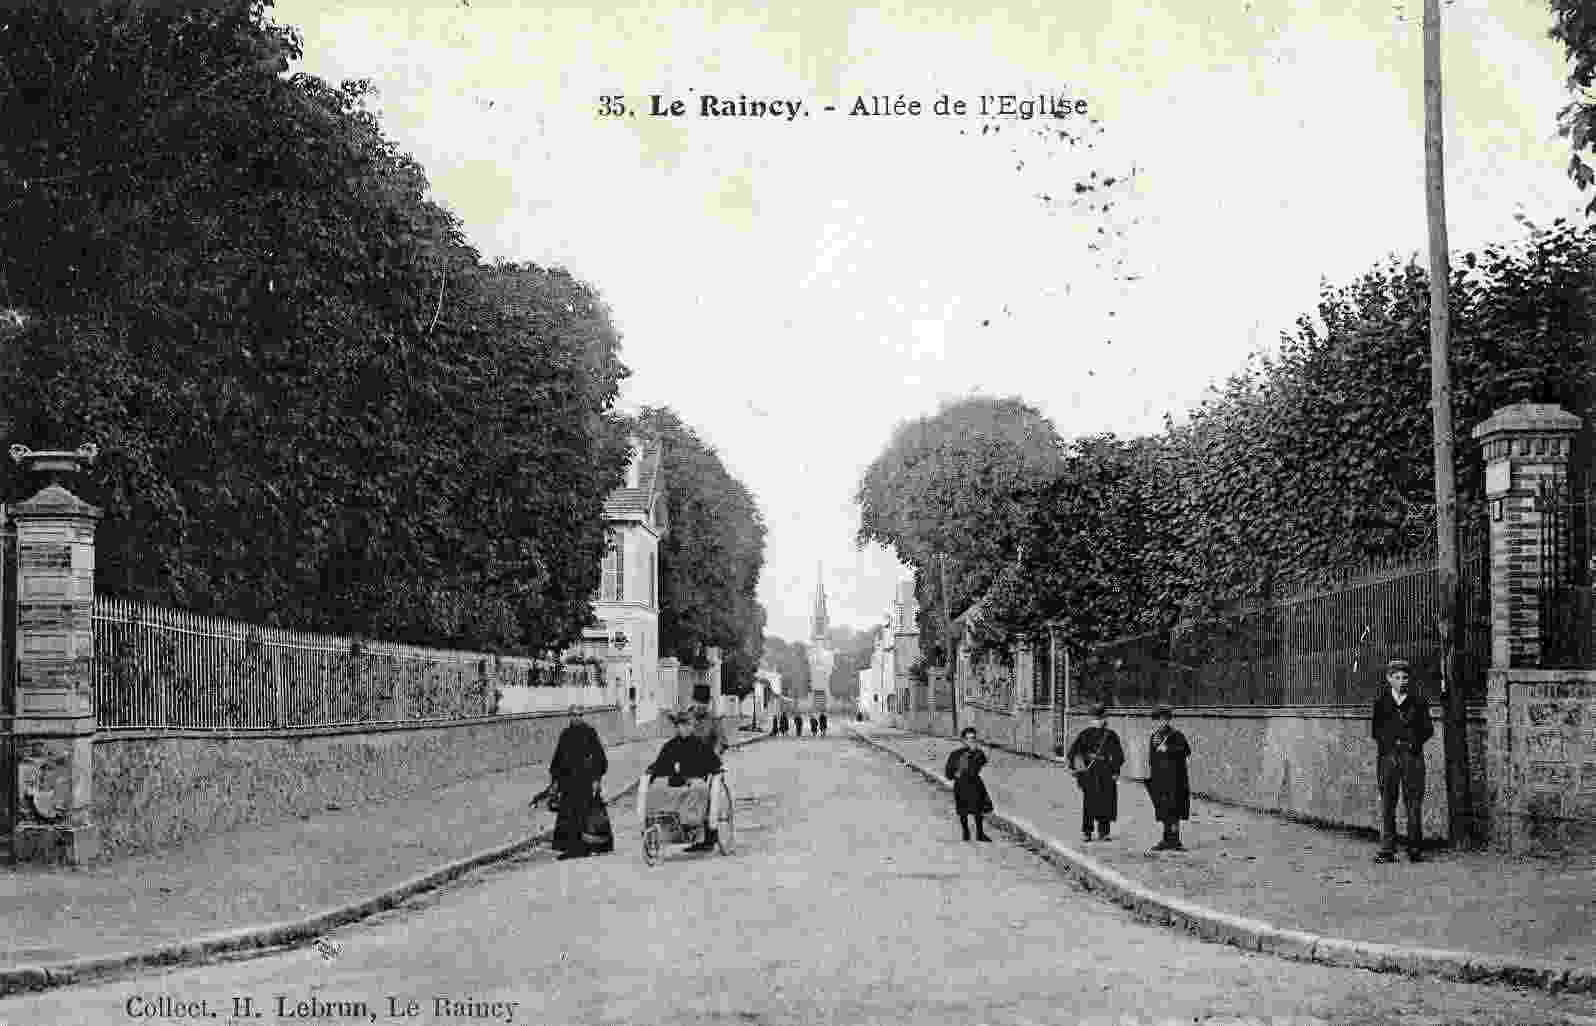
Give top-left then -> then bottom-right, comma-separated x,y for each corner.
271,0 -> 1588,643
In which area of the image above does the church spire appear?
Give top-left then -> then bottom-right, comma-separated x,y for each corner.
810,562 -> 828,641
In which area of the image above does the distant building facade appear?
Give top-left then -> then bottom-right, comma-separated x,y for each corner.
570,437 -> 668,727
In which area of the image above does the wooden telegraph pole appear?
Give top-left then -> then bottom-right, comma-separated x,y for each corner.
1423,0 -> 1472,846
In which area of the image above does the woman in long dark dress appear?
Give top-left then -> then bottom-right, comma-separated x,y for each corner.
548,705 -> 609,860
944,727 -> 994,842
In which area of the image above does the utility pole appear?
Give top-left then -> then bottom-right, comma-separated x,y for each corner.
939,553 -> 959,734
1424,0 -> 1472,847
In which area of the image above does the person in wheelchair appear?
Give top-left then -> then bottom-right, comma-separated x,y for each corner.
648,711 -> 724,851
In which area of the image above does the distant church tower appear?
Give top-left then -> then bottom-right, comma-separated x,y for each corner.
807,563 -> 835,713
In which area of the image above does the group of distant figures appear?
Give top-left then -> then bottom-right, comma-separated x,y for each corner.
770,710 -> 826,737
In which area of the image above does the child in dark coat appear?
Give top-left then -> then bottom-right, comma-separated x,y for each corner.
944,727 -> 994,842
1145,705 -> 1192,852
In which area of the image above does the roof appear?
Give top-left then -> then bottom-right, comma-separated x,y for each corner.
602,439 -> 665,524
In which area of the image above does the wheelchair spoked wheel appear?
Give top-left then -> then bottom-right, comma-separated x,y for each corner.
715,780 -> 735,855
642,824 -> 661,865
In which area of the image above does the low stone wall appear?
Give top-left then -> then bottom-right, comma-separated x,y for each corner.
1099,705 -> 1488,841
92,707 -> 622,859
1487,668 -> 1596,853
887,702 -> 1489,841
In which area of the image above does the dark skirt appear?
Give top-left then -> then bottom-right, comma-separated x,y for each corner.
953,775 -> 993,816
552,773 -> 601,853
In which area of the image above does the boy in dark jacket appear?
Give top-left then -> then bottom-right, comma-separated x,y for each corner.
944,727 -> 994,842
1371,658 -> 1433,863
1066,704 -> 1125,843
1145,705 -> 1192,852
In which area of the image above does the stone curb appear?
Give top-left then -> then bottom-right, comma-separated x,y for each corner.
849,728 -> 1594,997
0,732 -> 772,999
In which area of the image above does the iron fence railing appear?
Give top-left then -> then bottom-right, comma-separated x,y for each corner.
1538,480 -> 1595,669
91,596 -> 601,731
1074,513 -> 1491,707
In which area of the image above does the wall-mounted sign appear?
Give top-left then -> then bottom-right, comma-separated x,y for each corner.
1485,460 -> 1511,497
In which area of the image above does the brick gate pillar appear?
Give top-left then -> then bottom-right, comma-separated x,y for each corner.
8,444 -> 102,865
1471,402 -> 1582,670
1471,404 -> 1583,851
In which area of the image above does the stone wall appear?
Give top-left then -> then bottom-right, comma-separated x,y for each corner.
1487,668 -> 1596,853
1097,705 -> 1487,839
899,702 -> 1488,840
91,707 -> 622,858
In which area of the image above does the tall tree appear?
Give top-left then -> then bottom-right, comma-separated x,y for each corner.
634,407 -> 766,699
0,1 -> 631,653
1549,0 -> 1596,213
856,394 -> 1065,665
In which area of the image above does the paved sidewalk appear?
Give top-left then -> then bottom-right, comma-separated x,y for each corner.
0,730 -> 765,970
858,723 -> 1596,969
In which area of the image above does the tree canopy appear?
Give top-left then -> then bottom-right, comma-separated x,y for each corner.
0,1 -> 632,652
981,221 -> 1596,649
633,407 -> 767,699
855,395 -> 1065,662
1550,0 -> 1596,212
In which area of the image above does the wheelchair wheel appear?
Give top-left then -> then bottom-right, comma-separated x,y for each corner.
642,824 -> 661,865
715,781 -> 734,855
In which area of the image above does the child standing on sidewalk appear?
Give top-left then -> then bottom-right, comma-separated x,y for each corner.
944,727 -> 994,842
1067,704 -> 1125,843
1145,705 -> 1192,852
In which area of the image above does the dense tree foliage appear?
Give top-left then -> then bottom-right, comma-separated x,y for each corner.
633,407 -> 766,699
0,1 -> 632,652
825,625 -> 879,703
855,395 -> 1065,663
981,222 -> 1596,648
1550,0 -> 1596,212
760,635 -> 811,697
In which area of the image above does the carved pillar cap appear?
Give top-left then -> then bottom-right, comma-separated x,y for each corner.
1470,402 -> 1582,445
12,482 -> 102,520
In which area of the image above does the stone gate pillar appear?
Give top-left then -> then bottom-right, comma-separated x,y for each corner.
1471,402 -> 1582,669
8,444 -> 102,865
1472,404 -> 1587,851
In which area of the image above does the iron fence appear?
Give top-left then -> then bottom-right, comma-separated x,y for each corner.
92,596 -> 601,730
1075,513 -> 1491,707
1538,480 -> 1595,669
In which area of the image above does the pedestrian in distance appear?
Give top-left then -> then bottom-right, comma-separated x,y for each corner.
809,714 -> 818,736
794,713 -> 804,737
1145,705 -> 1191,852
1372,658 -> 1433,863
1066,704 -> 1125,843
547,704 -> 609,860
945,727 -> 994,842
819,711 -> 828,736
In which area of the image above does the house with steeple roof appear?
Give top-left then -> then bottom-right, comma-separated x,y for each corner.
570,435 -> 670,729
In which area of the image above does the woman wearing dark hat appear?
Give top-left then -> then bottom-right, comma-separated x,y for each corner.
944,727 -> 994,842
1066,704 -> 1125,843
1145,705 -> 1192,852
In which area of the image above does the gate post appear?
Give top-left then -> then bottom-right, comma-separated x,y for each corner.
8,444 -> 102,865
1472,403 -> 1581,669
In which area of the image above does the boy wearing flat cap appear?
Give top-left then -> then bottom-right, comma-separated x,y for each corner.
1145,706 -> 1191,852
1066,703 -> 1125,843
1371,657 -> 1433,863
